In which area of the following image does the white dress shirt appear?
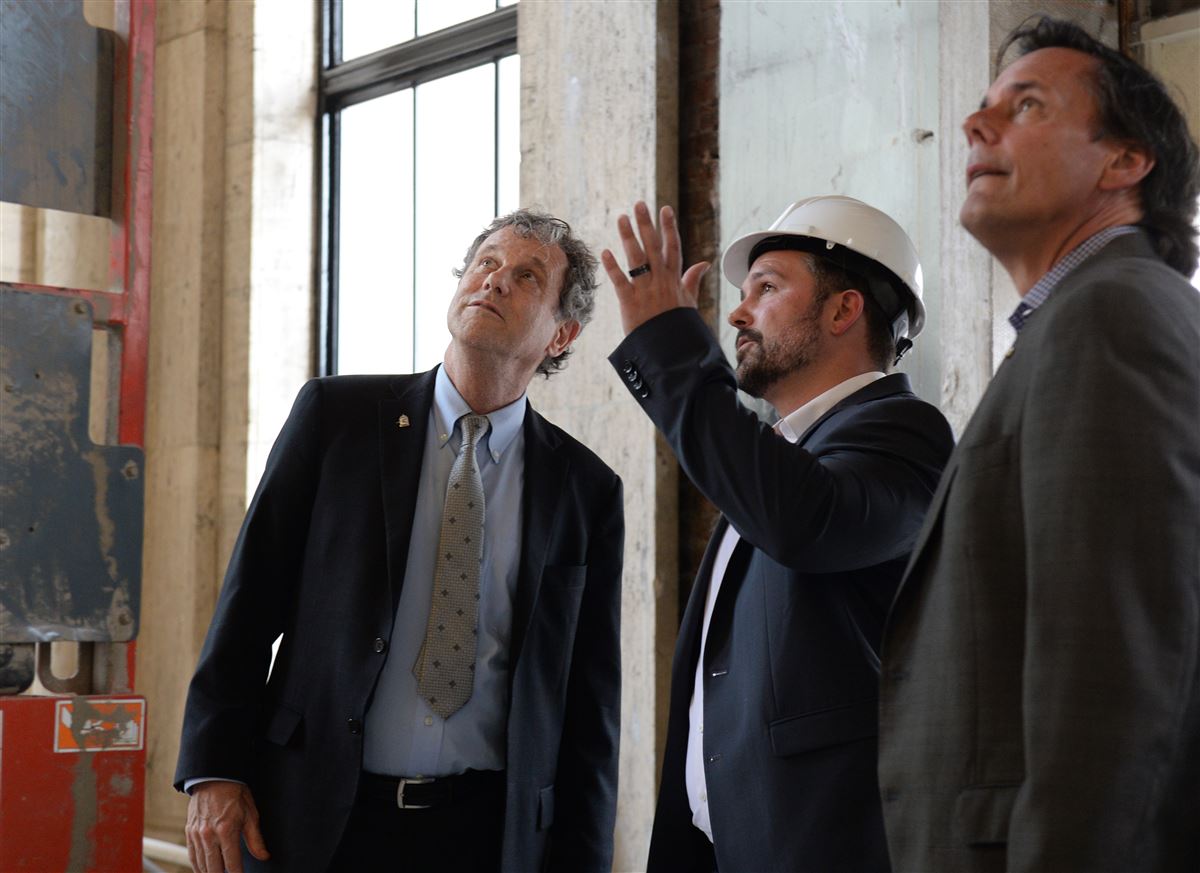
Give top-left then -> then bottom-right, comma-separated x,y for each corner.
684,371 -> 886,842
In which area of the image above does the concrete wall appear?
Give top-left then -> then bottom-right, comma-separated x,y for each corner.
519,2 -> 679,868
720,0 -> 944,415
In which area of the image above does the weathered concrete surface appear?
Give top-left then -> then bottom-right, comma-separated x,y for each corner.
720,0 -> 943,409
520,1 -> 678,868
140,0 -> 229,842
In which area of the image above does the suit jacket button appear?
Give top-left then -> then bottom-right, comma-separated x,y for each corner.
373,637 -> 387,653
625,369 -> 639,383
638,388 -> 650,399
632,378 -> 644,390
621,361 -> 634,375
347,718 -> 362,735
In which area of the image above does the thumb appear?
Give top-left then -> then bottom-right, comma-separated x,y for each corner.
242,804 -> 271,860
681,261 -> 711,303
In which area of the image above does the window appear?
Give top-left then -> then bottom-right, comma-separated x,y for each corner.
320,0 -> 519,376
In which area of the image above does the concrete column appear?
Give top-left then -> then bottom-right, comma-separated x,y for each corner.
140,0 -> 228,842
139,0 -> 315,845
519,1 -> 679,868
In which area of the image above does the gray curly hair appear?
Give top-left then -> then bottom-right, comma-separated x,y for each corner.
455,209 -> 599,377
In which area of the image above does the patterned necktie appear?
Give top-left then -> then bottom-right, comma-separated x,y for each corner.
414,413 -> 489,719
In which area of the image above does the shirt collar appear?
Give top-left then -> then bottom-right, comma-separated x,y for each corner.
433,365 -> 527,461
1009,225 -> 1138,333
775,371 -> 887,444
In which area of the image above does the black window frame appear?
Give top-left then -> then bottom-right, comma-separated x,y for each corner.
318,0 -> 518,376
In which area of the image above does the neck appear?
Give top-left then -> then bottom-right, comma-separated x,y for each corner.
442,345 -> 533,414
992,200 -> 1142,296
766,354 -> 880,418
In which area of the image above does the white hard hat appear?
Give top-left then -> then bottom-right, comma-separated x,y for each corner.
722,195 -> 926,353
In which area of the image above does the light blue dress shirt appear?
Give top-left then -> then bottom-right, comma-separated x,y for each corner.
362,365 -> 526,777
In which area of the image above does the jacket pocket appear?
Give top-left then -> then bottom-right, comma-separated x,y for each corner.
768,698 -> 877,757
537,784 -> 555,830
955,783 -> 1019,846
262,702 -> 303,747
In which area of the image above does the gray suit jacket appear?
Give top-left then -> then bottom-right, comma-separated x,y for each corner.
879,231 -> 1200,872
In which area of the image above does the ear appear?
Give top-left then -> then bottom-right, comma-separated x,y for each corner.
545,318 -> 582,359
1098,141 -> 1154,192
827,289 -> 866,338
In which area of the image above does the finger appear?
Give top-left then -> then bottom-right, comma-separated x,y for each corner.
633,201 -> 664,271
186,832 -> 202,873
681,261 -> 711,306
222,826 -> 245,873
600,249 -> 634,296
243,808 -> 271,861
202,836 -> 224,873
661,205 -> 682,276
615,213 -> 648,274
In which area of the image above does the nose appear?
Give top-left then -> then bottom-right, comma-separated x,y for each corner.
483,265 -> 510,296
962,105 -> 998,146
728,296 -> 752,329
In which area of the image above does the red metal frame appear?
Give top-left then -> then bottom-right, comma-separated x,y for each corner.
3,0 -> 154,448
1,0 -> 154,686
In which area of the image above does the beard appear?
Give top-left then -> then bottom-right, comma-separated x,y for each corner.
734,303 -> 823,399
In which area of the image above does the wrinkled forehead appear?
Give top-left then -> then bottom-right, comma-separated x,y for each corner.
476,225 -> 567,270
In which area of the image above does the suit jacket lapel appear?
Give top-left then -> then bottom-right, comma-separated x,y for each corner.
796,372 -> 914,446
510,406 -> 569,673
378,369 -> 437,614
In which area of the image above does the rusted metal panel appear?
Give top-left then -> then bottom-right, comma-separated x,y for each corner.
0,289 -> 144,644
0,694 -> 146,871
0,0 -> 115,216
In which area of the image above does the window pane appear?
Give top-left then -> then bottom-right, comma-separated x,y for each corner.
417,0 -> 496,37
412,64 -> 497,371
337,90 -> 415,375
496,55 -> 520,215
342,0 -> 415,62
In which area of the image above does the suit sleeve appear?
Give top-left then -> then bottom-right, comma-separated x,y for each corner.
1009,267 -> 1200,869
174,379 -> 322,789
547,472 -> 624,872
609,307 -> 951,573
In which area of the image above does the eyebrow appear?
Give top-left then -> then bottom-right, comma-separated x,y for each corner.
978,79 -> 1041,111
747,267 -> 783,283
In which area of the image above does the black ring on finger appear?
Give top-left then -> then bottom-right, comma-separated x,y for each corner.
628,263 -> 651,278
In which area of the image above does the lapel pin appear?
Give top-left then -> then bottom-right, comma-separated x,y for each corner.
396,414 -> 410,428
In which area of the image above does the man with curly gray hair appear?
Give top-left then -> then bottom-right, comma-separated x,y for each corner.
455,209 -> 599,377
178,210 -> 623,873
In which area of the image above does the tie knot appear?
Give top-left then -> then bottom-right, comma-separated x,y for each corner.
459,414 -> 489,448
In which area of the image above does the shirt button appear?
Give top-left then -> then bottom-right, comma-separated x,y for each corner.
347,718 -> 362,735
698,724 -> 704,734
372,637 -> 386,653
700,792 -> 707,802
424,716 -> 433,726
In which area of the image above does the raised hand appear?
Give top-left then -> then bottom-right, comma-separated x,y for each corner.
601,201 -> 710,335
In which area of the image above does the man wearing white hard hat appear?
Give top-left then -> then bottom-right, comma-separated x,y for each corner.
602,197 -> 953,872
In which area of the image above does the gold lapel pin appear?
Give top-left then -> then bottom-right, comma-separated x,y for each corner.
396,414 -> 410,428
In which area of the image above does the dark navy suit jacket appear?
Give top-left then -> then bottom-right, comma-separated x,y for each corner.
610,309 -> 952,873
175,369 -> 624,872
